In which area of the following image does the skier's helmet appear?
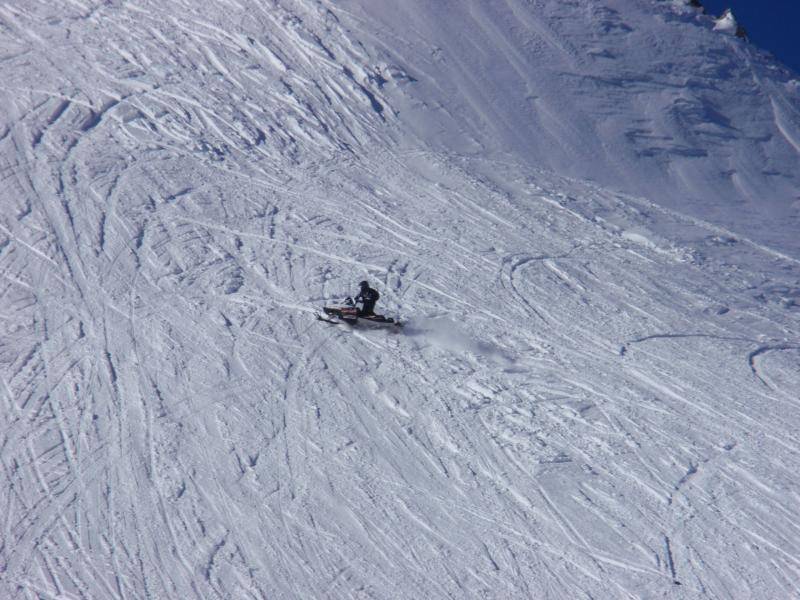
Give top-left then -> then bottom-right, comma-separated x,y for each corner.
359,280 -> 369,289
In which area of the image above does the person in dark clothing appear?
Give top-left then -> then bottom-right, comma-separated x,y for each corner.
355,280 -> 379,316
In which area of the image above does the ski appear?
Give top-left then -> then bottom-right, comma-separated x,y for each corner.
316,313 -> 355,325
317,311 -> 402,328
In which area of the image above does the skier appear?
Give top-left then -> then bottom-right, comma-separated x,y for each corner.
354,280 -> 379,317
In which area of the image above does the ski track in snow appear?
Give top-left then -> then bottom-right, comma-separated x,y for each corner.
1,1 -> 800,599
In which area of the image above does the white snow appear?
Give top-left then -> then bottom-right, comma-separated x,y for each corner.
712,9 -> 740,36
2,1 -> 800,598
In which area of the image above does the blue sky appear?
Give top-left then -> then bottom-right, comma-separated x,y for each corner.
700,0 -> 800,75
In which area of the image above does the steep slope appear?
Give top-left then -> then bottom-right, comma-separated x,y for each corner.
1,1 -> 799,599
337,0 -> 800,255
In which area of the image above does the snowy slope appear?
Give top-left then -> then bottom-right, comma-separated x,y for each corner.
1,1 -> 800,599
338,0 -> 800,255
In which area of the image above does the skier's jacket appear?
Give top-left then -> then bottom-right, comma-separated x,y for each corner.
356,286 -> 379,315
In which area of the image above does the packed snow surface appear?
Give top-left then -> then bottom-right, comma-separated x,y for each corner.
2,0 -> 800,598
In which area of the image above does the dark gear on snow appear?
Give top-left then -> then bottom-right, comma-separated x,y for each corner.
355,281 -> 380,317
